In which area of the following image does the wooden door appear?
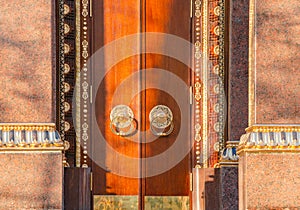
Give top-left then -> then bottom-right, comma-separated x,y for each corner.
91,0 -> 191,209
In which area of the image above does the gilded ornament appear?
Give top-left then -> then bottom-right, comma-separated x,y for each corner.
195,134 -> 201,142
64,63 -> 70,74
65,121 -> 70,131
214,103 -> 220,113
213,26 -> 219,36
214,6 -> 220,16
195,51 -> 201,59
213,45 -> 219,55
213,65 -> 219,74
213,84 -> 220,94
82,51 -> 88,59
214,122 -> 221,132
195,94 -> 201,101
64,43 -> 71,54
195,0 -> 201,6
64,23 -> 70,34
214,142 -> 219,152
64,82 -> 71,93
195,124 -> 201,131
64,102 -> 71,112
195,82 -> 201,89
82,0 -> 89,17
64,4 -> 70,15
63,141 -> 70,151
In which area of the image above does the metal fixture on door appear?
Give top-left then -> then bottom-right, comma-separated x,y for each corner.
109,105 -> 137,136
149,105 -> 174,136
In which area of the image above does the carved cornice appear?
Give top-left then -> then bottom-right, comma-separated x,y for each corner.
238,125 -> 300,154
0,123 -> 66,150
219,141 -> 239,167
245,124 -> 300,133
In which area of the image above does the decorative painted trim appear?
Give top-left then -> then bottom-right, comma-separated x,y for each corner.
219,141 -> 239,166
144,196 -> 189,209
193,0 -> 226,168
248,0 -> 256,126
194,0 -> 203,168
202,0 -> 209,168
0,123 -> 64,149
75,0 -> 82,167
94,196 -> 138,210
0,123 -> 56,131
238,125 -> 300,153
246,125 -> 300,133
58,0 -> 66,142
218,0 -> 226,152
81,0 -> 90,168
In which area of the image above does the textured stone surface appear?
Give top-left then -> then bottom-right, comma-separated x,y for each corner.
239,152 -> 300,209
196,168 -> 220,210
0,0 -> 55,123
220,167 -> 239,210
252,0 -> 300,124
0,151 -> 63,209
229,0 -> 249,141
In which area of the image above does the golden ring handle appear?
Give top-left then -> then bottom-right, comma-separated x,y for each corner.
149,105 -> 174,136
110,116 -> 137,136
110,105 -> 136,136
150,120 -> 174,136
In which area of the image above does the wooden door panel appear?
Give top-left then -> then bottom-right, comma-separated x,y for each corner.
93,0 -> 141,195
144,0 -> 191,196
91,0 -> 191,204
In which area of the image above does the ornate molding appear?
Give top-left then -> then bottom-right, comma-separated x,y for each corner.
193,0 -> 226,168
202,0 -> 209,168
248,0 -> 255,126
75,0 -> 82,167
80,0 -> 90,168
193,0 -> 203,168
219,141 -> 239,167
218,0 -> 226,152
58,0 -> 66,141
246,125 -> 300,133
238,125 -> 300,154
0,123 -> 64,149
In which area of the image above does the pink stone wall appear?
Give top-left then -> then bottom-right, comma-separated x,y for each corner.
0,0 -> 55,123
239,152 -> 300,209
253,0 -> 300,124
0,151 -> 63,209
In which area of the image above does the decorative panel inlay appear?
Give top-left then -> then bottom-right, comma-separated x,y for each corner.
94,196 -> 138,210
238,125 -> 300,152
145,196 -> 190,210
63,0 -> 77,167
80,0 -> 90,168
193,0 -> 225,168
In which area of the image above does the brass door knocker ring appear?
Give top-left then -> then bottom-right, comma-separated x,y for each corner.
149,105 -> 174,136
110,105 -> 137,136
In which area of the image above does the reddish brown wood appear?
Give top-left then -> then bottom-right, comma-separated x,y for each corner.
143,0 -> 191,196
64,168 -> 91,210
92,0 -> 141,195
91,0 -> 191,203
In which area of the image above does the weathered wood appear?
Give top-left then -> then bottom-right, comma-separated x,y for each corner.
64,167 -> 91,210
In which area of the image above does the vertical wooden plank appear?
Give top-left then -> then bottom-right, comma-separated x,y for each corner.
144,0 -> 191,196
92,0 -> 141,195
64,167 -> 91,210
